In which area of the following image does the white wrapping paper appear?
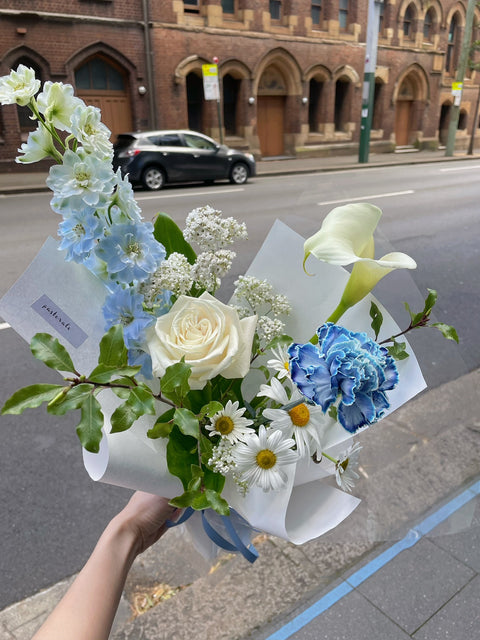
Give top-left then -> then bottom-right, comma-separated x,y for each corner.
0,222 -> 426,548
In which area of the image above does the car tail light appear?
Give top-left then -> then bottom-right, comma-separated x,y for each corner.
118,149 -> 142,158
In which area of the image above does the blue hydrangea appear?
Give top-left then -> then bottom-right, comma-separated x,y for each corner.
95,222 -> 166,284
102,287 -> 155,349
58,206 -> 104,262
288,323 -> 398,433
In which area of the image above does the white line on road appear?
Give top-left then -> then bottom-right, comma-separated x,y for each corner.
440,164 -> 480,172
0,322 -> 11,330
136,187 -> 244,201
317,190 -> 414,206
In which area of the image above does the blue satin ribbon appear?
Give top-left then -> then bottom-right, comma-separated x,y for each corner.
166,507 -> 259,563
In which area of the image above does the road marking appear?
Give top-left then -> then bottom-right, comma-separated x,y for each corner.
0,322 -> 11,330
440,164 -> 480,172
317,190 -> 414,206
264,477 -> 480,640
136,187 -> 244,201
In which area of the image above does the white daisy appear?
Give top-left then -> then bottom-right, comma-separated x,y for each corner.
205,400 -> 254,444
266,344 -> 291,380
335,442 -> 362,492
259,378 -> 328,458
232,425 -> 297,492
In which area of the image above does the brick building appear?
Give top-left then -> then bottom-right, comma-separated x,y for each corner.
1,0 -> 479,170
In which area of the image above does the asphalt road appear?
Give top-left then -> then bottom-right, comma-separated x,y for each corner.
0,160 -> 477,609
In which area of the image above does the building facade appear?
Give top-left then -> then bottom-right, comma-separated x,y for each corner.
1,0 -> 479,170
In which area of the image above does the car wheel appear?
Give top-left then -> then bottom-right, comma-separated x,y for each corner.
141,166 -> 165,191
229,162 -> 249,185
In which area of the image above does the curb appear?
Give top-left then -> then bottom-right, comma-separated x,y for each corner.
1,153 -> 479,195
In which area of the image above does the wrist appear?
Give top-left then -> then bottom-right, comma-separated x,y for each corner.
100,514 -> 142,567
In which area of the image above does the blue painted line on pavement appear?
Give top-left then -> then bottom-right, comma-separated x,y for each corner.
264,477 -> 479,640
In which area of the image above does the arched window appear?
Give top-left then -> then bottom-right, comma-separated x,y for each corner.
223,74 -> 240,136
75,57 -> 125,91
186,72 -> 204,132
403,4 -> 415,39
423,7 -> 435,40
334,78 -> 351,132
308,77 -> 324,132
14,57 -> 42,133
372,80 -> 384,130
458,110 -> 467,130
446,14 -> 459,73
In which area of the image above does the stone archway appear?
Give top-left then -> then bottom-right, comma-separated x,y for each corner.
257,64 -> 288,156
394,66 -> 428,147
74,54 -> 132,139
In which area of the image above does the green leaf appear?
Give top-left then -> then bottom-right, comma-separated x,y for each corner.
203,467 -> 225,494
174,408 -> 200,439
2,384 -> 65,415
47,383 -> 94,415
431,322 -> 459,343
30,333 -> 76,373
204,489 -> 230,516
147,407 -> 175,439
76,394 -> 104,453
88,363 -> 141,384
191,492 -> 209,510
423,288 -> 438,315
387,340 -> 410,361
200,401 -> 224,418
369,301 -> 383,340
169,490 -> 202,509
166,425 -> 198,490
110,387 -> 156,433
328,405 -> 338,421
98,325 -> 128,367
153,212 -> 197,264
200,434 -> 213,465
160,360 -> 192,405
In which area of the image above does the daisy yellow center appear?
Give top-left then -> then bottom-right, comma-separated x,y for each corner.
215,416 -> 234,435
288,404 -> 310,427
340,458 -> 349,472
283,361 -> 289,372
256,449 -> 277,469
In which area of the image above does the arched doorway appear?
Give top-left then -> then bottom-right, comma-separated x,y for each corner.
74,55 -> 132,138
439,102 -> 451,146
257,65 -> 287,157
395,76 -> 415,146
186,72 -> 204,132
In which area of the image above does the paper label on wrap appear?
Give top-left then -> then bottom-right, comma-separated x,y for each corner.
31,294 -> 88,348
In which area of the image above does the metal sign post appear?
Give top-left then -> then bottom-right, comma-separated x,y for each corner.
202,61 -> 224,144
358,0 -> 383,164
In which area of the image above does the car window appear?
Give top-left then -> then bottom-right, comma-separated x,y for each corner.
183,133 -> 217,150
146,134 -> 183,147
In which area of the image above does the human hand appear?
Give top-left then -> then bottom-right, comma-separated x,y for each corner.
115,491 -> 181,555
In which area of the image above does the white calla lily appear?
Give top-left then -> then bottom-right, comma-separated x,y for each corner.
304,203 -> 417,323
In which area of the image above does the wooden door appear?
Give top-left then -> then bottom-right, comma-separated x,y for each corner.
79,93 -> 133,140
395,100 -> 412,146
257,96 -> 285,157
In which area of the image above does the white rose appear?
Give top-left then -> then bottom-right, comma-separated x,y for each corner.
146,292 -> 257,390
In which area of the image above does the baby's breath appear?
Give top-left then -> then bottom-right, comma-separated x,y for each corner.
183,205 -> 247,252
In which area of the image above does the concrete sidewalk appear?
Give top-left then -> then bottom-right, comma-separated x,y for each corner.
0,147 -> 480,194
1,367 -> 479,640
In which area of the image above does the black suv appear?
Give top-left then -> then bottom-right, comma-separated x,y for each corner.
113,130 -> 256,191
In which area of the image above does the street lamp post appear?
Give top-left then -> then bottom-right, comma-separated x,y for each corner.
358,0 -> 383,164
445,0 -> 476,157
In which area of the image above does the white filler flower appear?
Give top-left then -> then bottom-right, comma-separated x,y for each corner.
233,425 -> 297,492
206,400 -> 254,443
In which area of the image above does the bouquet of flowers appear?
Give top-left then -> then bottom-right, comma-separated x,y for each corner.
0,66 -> 458,561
